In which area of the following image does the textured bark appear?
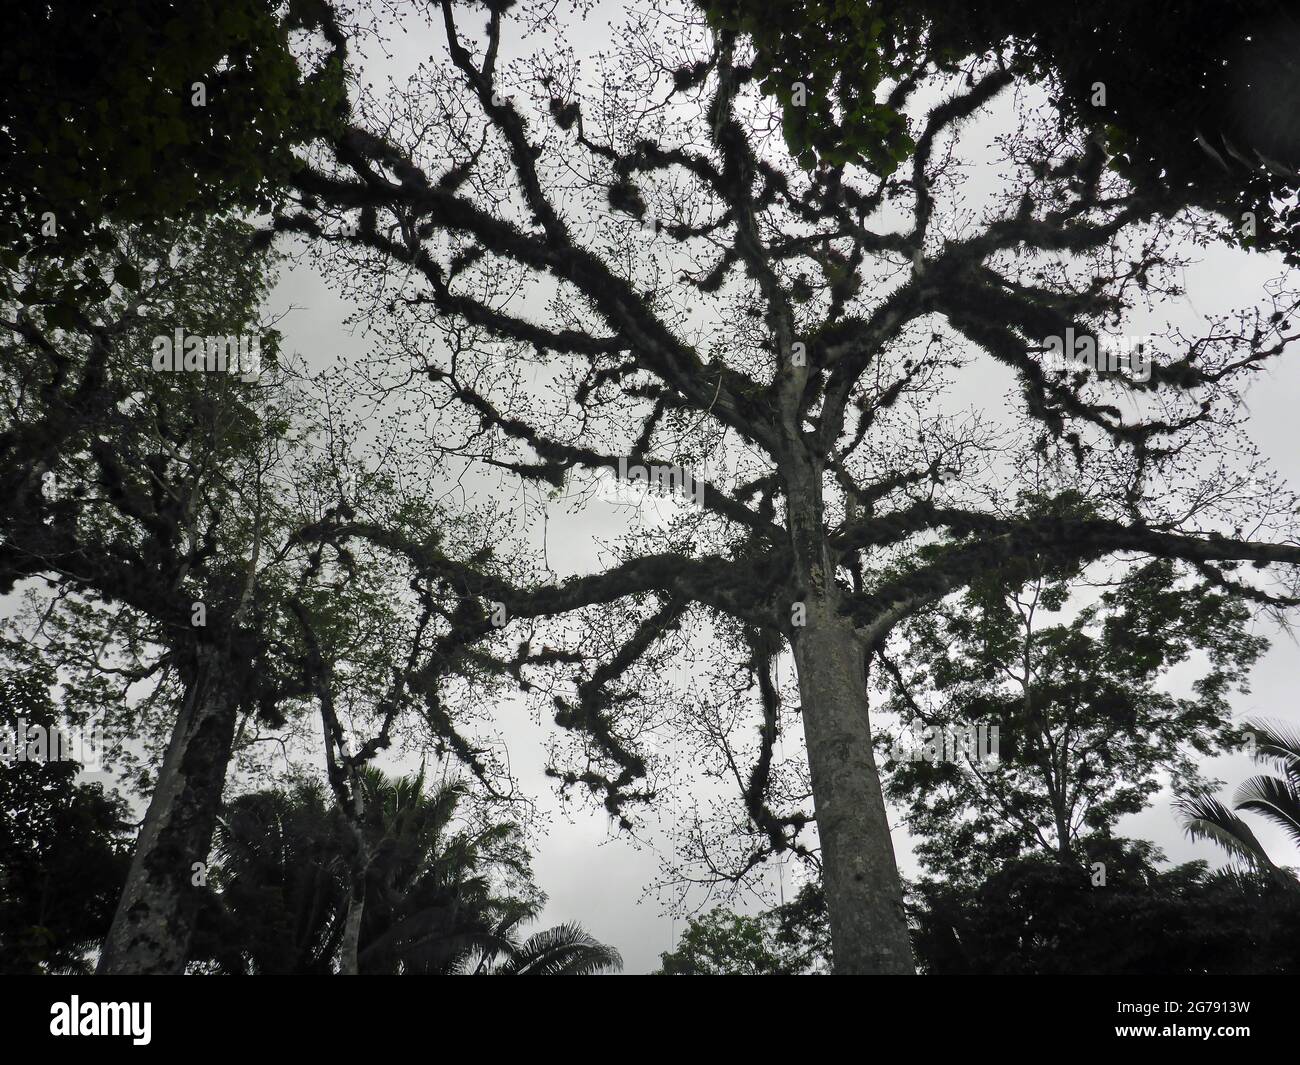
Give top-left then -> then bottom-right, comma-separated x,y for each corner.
782,447 -> 913,974
340,889 -> 365,975
98,643 -> 241,974
792,609 -> 914,974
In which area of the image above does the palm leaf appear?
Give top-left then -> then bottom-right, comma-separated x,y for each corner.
1232,774 -> 1300,851
1176,792 -> 1278,870
1242,717 -> 1300,774
493,922 -> 623,976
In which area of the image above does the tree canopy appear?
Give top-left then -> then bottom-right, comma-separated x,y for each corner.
0,0 -> 345,271
701,0 -> 1300,258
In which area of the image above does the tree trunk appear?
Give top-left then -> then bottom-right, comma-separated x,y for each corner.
779,441 -> 914,974
340,883 -> 365,975
792,607 -> 914,973
98,642 -> 241,974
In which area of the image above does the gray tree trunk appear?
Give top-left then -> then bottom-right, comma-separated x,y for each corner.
98,642 -> 240,974
792,605 -> 915,973
782,448 -> 914,974
339,887 -> 365,975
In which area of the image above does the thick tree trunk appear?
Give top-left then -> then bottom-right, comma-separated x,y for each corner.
792,606 -> 915,973
98,642 -> 240,974
779,443 -> 912,974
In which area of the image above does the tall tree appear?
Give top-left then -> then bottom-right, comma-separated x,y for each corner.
0,213 -> 511,971
275,0 -> 1300,971
0,217 -> 297,972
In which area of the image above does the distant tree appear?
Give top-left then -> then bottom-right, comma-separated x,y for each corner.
874,547 -> 1265,884
663,837 -> 1300,974
0,665 -> 132,974
1178,717 -> 1300,889
657,909 -> 797,975
486,922 -> 623,976
655,883 -> 829,974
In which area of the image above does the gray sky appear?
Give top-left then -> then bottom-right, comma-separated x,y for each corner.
261,2 -> 1300,974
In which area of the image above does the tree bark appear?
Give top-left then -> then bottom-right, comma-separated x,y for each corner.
781,445 -> 913,974
98,642 -> 241,974
792,606 -> 915,973
340,887 -> 365,975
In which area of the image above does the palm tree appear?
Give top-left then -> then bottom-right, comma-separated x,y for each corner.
352,768 -> 621,974
1177,718 -> 1300,890
352,767 -> 531,974
192,780 -> 349,974
192,768 -> 621,975
484,921 -> 623,975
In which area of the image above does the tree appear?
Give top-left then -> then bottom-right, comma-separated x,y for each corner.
189,779 -> 346,974
655,884 -> 829,974
274,0 -> 1300,971
486,923 -> 623,976
657,909 -> 798,975
0,217 -> 298,972
701,0 -> 1300,259
662,840 -> 1300,974
0,665 -> 132,974
875,550 -> 1265,883
1177,718 -> 1300,889
0,212 -> 513,972
191,768 -> 621,974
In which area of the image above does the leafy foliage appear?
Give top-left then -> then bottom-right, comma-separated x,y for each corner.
700,0 -> 919,172
0,0 -> 345,273
702,0 -> 1300,257
876,557 -> 1266,883
191,768 -> 621,975
911,837 -> 1300,974
655,883 -> 829,974
1178,717 -> 1300,885
662,840 -> 1300,974
0,666 -> 132,974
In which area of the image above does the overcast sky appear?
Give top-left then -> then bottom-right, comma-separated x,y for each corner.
259,2 -> 1300,973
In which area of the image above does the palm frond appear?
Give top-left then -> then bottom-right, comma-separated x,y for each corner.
1232,774 -> 1300,851
1243,717 -> 1300,772
1175,792 -> 1278,870
493,922 -> 622,976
